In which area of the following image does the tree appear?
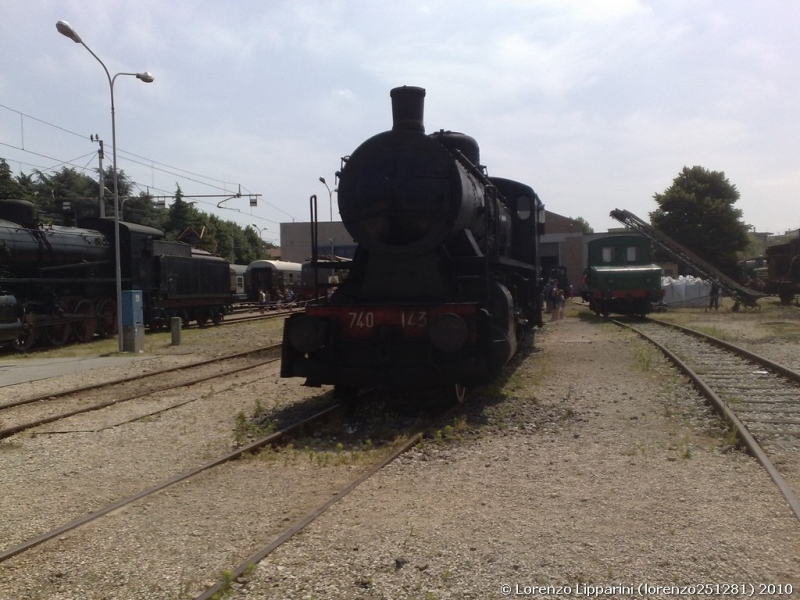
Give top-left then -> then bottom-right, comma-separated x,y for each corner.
570,216 -> 593,233
30,167 -> 102,221
166,184 -> 200,240
650,166 -> 749,277
0,159 -> 29,199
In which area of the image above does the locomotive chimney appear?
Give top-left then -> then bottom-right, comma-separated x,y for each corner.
390,86 -> 426,132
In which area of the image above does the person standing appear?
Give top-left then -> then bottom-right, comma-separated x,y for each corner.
551,286 -> 560,321
258,288 -> 267,314
544,279 -> 554,315
709,281 -> 720,310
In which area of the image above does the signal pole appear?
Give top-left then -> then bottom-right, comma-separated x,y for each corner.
91,134 -> 105,217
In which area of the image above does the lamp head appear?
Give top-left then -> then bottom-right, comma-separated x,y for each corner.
56,20 -> 82,43
136,72 -> 155,83
319,177 -> 326,184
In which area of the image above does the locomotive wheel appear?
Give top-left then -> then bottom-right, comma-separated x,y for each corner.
14,323 -> 37,352
71,299 -> 97,343
211,312 -> 223,325
453,384 -> 468,404
197,309 -> 209,328
41,302 -> 70,347
96,299 -> 117,337
45,320 -> 71,346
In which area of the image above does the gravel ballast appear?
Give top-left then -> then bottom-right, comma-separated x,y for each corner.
1,310 -> 799,599
224,317 -> 800,599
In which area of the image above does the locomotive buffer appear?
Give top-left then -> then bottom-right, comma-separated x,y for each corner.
610,208 -> 764,310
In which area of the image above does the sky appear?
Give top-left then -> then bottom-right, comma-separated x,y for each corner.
1,0 -> 799,245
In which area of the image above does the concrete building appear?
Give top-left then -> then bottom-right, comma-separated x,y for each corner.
280,221 -> 355,263
539,211 -> 589,286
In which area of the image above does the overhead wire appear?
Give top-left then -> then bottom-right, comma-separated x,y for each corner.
0,142 -> 96,173
0,104 -> 302,224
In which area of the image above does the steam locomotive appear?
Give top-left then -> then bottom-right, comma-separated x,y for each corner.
281,86 -> 545,401
0,199 -> 231,350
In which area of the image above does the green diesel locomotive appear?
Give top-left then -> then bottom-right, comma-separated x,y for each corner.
580,235 -> 663,317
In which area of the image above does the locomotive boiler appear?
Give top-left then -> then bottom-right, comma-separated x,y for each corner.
0,198 -> 231,349
281,86 -> 545,401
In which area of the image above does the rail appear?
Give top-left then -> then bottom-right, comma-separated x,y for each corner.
613,317 -> 800,522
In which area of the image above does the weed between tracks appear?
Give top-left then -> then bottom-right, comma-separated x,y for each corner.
693,325 -> 735,341
196,563 -> 256,600
233,399 -> 274,446
232,394 -> 428,467
632,344 -> 657,372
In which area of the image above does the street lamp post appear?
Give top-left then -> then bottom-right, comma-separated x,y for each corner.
251,223 -> 267,239
250,224 -> 268,259
57,20 -> 153,353
319,177 -> 336,222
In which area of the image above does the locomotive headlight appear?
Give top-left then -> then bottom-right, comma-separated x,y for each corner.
429,313 -> 469,352
288,315 -> 327,353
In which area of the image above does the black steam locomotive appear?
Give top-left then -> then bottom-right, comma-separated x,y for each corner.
281,86 -> 545,401
0,199 -> 231,350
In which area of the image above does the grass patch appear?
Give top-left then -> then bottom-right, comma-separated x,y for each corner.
632,345 -> 657,371
762,321 -> 800,343
719,420 -> 740,447
693,326 -> 735,341
233,398 -> 274,446
209,569 -> 236,600
0,336 -> 121,361
0,317 -> 287,362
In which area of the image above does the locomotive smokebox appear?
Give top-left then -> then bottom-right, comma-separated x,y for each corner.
338,85 -> 488,257
390,86 -> 426,132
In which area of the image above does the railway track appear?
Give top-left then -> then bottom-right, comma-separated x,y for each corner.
614,317 -> 800,521
197,303 -> 304,328
0,402 -> 342,564
0,344 -> 282,439
0,385 -> 463,599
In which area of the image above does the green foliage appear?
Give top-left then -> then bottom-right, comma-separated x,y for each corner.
233,399 -> 274,446
569,215 -> 594,233
0,159 -> 29,199
650,166 -> 750,277
210,569 -> 236,599
632,345 -> 656,371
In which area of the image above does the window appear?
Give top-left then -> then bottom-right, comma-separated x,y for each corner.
602,247 -> 613,263
626,246 -> 638,262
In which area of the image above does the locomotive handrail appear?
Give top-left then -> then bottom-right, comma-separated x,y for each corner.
309,193 -> 321,302
36,259 -> 113,271
610,208 -> 764,309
